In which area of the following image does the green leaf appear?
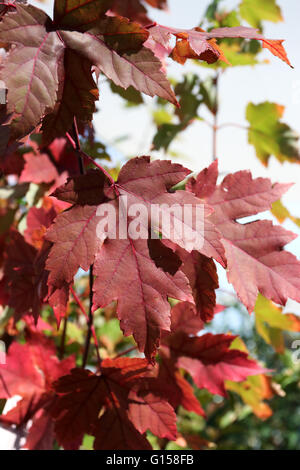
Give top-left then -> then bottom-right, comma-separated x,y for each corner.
152,123 -> 185,151
239,0 -> 283,28
254,294 -> 300,353
110,82 -> 144,105
246,102 -> 300,165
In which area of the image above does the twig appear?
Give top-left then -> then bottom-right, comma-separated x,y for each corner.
65,131 -> 115,185
218,122 -> 248,131
82,268 -> 95,368
59,315 -> 68,360
70,285 -> 102,367
212,71 -> 219,162
114,345 -> 138,359
69,118 -> 100,369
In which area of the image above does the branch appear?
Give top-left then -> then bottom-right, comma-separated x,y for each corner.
65,131 -> 115,185
114,345 -> 138,359
212,71 -> 219,162
59,315 -> 68,360
70,285 -> 102,368
69,118 -> 100,369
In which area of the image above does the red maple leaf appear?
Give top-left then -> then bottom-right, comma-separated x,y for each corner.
50,357 -> 176,450
46,156 -> 224,359
0,333 -> 75,450
187,161 -> 300,312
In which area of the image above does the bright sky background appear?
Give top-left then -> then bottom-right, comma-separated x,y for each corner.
31,0 -> 300,313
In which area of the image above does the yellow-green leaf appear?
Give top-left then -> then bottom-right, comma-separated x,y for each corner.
246,102 -> 300,165
239,0 -> 283,28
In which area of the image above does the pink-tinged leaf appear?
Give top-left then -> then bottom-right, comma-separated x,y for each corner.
148,24 -> 293,67
222,223 -> 300,312
0,333 -> 75,399
60,30 -> 178,105
0,5 -> 65,138
0,342 -> 45,398
19,152 -> 59,185
188,162 -> 300,312
112,157 -> 224,260
165,332 -> 265,396
186,159 -> 218,199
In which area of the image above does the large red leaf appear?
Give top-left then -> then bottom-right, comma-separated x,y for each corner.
46,157 -> 224,358
51,357 -> 175,449
61,33 -> 177,105
0,5 -> 65,138
187,161 -> 300,312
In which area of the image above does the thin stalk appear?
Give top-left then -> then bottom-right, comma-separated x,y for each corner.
82,268 -> 95,368
114,345 -> 138,359
65,131 -> 115,185
212,71 -> 219,162
59,315 -> 68,360
70,286 -> 102,367
69,118 -> 100,369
